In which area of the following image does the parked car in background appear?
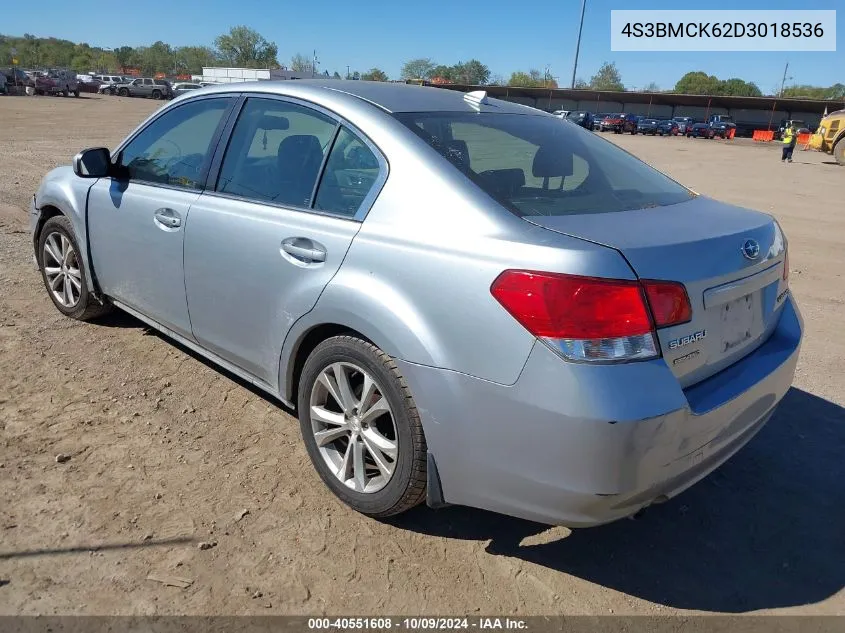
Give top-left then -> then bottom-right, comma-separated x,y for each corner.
551,109 -> 571,119
172,82 -> 203,97
78,78 -> 102,94
636,118 -> 660,135
1,67 -> 29,93
672,117 -> 695,134
44,69 -> 79,97
707,114 -> 737,138
599,112 -> 638,134
593,113 -> 609,130
94,75 -> 125,95
565,110 -> 594,130
602,113 -> 639,134
113,77 -> 173,99
687,123 -> 715,139
657,120 -> 680,136
30,81 -> 800,528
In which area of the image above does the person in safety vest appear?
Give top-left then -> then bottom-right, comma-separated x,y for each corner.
781,125 -> 797,163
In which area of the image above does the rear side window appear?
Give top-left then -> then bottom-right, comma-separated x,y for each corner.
216,97 -> 337,207
394,112 -> 694,217
314,127 -> 380,217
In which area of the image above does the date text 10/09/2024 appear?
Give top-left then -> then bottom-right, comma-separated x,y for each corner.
307,618 -> 529,630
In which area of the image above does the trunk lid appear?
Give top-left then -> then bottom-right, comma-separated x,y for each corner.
525,196 -> 789,387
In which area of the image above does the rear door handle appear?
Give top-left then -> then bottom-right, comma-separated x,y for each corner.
153,208 -> 181,229
281,238 -> 326,263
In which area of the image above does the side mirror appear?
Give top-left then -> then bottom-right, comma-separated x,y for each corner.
73,147 -> 111,178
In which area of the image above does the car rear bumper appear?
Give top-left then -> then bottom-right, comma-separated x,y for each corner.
399,295 -> 802,527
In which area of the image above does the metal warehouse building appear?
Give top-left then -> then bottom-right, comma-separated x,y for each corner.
425,83 -> 844,134
191,67 -> 338,84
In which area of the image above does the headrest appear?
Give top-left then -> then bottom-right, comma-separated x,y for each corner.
532,144 -> 573,178
277,135 -> 322,161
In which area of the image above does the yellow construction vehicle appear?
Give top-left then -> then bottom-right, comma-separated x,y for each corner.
808,109 -> 845,165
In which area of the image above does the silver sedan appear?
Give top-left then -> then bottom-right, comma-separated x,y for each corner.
30,81 -> 801,527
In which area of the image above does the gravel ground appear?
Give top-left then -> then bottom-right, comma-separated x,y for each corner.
0,95 -> 843,616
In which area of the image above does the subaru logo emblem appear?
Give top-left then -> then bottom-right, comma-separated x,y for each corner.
741,239 -> 760,260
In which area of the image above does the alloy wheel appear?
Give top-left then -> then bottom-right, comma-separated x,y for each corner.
42,232 -> 82,308
309,362 -> 398,494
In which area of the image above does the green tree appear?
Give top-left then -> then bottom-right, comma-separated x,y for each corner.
214,26 -> 279,68
507,69 -> 551,87
451,59 -> 490,85
430,64 -> 454,82
114,46 -> 135,70
361,67 -> 388,81
573,77 -> 589,89
589,62 -> 624,91
140,41 -> 174,75
332,71 -> 341,79
719,77 -> 762,96
674,71 -> 720,94
643,81 -> 660,92
290,53 -> 312,73
175,46 -> 218,75
401,57 -> 435,80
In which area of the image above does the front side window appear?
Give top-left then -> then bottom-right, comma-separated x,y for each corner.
394,112 -> 694,217
314,126 -> 380,217
118,97 -> 234,189
216,97 -> 337,207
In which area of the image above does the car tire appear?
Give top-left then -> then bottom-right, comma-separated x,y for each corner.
151,89 -> 162,100
37,215 -> 113,321
297,335 -> 428,518
74,88 -> 80,98
118,88 -> 129,97
833,139 -> 845,166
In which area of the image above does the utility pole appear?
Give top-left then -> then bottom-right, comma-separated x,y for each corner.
570,0 -> 587,89
779,62 -> 792,97
346,65 -> 350,80
312,50 -> 319,77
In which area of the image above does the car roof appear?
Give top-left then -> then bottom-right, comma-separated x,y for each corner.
197,80 -> 539,115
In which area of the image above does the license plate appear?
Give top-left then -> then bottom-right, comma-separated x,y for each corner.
721,294 -> 755,353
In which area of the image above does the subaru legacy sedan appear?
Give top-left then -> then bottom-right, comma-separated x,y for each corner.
31,81 -> 801,527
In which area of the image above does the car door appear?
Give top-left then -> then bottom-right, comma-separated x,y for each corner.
183,95 -> 386,386
87,95 -> 237,338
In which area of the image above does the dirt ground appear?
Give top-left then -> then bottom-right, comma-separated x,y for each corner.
1,95 -> 843,616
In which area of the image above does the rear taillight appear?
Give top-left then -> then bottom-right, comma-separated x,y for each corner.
490,270 -> 692,363
641,280 -> 692,327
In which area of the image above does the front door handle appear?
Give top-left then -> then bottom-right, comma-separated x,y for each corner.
153,208 -> 181,229
281,238 -> 326,263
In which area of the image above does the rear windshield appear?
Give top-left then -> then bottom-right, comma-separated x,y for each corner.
393,112 -> 694,217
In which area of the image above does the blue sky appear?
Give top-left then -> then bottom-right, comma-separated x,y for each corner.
3,0 -> 842,91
